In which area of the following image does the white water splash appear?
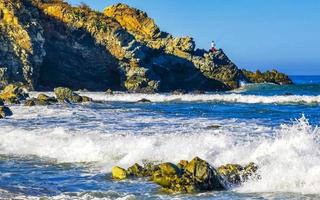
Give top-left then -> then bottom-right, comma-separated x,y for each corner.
1,113 -> 320,194
29,92 -> 320,105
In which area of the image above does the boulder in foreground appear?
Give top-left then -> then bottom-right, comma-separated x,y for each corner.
111,157 -> 258,193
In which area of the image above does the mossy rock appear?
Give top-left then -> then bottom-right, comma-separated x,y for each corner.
111,166 -> 127,180
81,96 -> 92,102
217,162 -> 259,184
217,164 -> 243,184
24,99 -> 36,107
158,163 -> 181,176
54,87 -> 83,103
0,84 -> 27,103
177,160 -> 189,170
185,157 -> 225,191
37,93 -> 50,101
127,163 -> 145,177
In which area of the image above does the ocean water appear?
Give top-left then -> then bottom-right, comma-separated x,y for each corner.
1,76 -> 320,199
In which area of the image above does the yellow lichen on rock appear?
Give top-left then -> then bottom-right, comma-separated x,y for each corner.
112,166 -> 127,180
104,3 -> 160,40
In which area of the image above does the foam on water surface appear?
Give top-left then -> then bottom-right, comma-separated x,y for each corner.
29,91 -> 320,105
1,103 -> 320,195
2,87 -> 320,198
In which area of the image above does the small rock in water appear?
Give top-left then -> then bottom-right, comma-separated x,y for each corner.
172,89 -> 187,95
0,106 -> 13,118
81,96 -> 92,102
206,125 -> 222,129
137,98 -> 151,103
105,89 -> 113,95
24,99 -> 36,107
54,87 -> 91,103
111,166 -> 127,180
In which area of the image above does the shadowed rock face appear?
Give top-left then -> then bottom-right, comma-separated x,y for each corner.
0,0 -> 292,92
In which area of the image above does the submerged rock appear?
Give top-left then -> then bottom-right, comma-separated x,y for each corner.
137,98 -> 152,103
0,106 -> 13,118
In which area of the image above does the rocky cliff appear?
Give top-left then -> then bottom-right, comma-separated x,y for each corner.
0,0 -> 292,92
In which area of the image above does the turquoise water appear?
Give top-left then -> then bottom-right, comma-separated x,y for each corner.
1,76 -> 320,199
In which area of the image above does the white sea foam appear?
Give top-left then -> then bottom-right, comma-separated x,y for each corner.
30,91 -> 320,105
1,110 -> 320,194
4,191 -> 138,200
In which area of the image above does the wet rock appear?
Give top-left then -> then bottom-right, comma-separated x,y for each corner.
172,89 -> 187,95
0,106 -> 13,118
217,162 -> 259,185
159,163 -> 182,176
54,87 -> 90,103
105,89 -> 113,95
137,98 -> 152,103
0,84 -> 28,104
112,166 -> 128,180
184,157 -> 225,191
127,163 -> 144,177
24,99 -> 36,107
151,157 -> 225,193
110,158 -> 260,193
177,160 -> 189,170
81,96 -> 92,103
37,94 -> 58,104
37,93 -> 50,101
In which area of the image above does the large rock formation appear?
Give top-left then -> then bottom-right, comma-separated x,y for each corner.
0,0 -> 292,92
0,0 -> 45,89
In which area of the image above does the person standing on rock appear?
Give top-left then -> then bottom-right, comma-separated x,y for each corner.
211,41 -> 217,53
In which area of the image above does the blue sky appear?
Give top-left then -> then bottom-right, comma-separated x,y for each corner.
67,0 -> 320,75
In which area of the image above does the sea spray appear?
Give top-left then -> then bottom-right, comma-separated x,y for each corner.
238,115 -> 320,194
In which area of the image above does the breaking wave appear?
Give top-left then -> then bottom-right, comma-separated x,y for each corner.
28,91 -> 320,105
1,114 -> 320,194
